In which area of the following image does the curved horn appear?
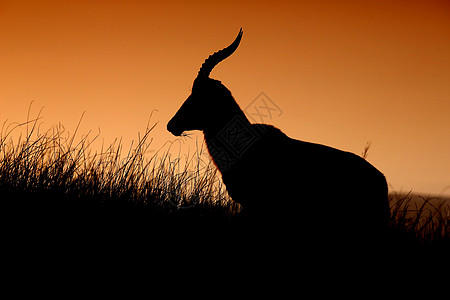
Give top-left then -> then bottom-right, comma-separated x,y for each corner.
198,28 -> 243,78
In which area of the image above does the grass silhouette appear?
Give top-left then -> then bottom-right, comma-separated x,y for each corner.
389,192 -> 449,245
1,112 -> 238,242
1,112 -> 448,247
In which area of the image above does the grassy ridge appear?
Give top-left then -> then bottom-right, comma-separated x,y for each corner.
1,114 -> 448,246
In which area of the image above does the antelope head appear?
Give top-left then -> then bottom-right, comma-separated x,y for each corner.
167,28 -> 244,136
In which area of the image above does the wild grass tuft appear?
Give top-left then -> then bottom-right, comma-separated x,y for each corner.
389,192 -> 449,244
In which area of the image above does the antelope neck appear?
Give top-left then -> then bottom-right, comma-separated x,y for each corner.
203,112 -> 255,174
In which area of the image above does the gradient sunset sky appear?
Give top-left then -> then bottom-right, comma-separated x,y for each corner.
1,0 -> 449,196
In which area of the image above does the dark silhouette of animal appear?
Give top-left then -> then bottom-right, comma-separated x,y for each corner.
167,29 -> 390,240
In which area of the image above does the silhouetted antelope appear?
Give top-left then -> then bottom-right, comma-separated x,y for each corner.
167,29 -> 390,240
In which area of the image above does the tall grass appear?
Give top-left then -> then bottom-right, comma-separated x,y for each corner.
1,112 -> 448,245
0,112 -> 237,224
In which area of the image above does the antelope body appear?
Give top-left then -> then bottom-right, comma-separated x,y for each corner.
167,29 -> 390,239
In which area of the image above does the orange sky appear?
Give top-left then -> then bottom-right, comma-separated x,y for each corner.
1,0 -> 449,196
